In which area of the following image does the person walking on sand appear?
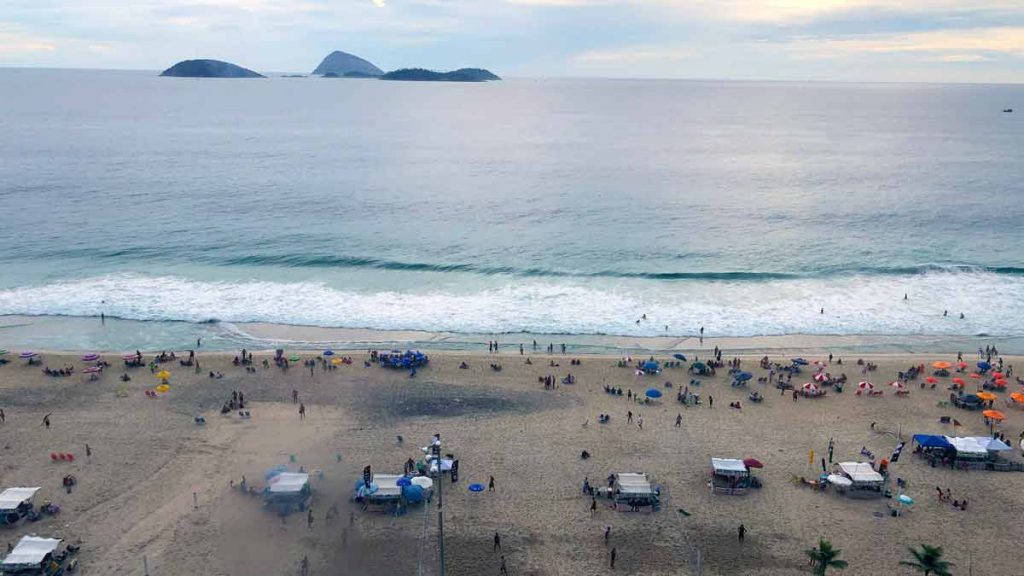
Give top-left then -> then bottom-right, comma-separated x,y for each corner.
627,411 -> 633,424
604,526 -> 611,544
499,555 -> 509,575
307,508 -> 314,529
738,523 -> 746,542
637,415 -> 643,430
85,444 -> 91,459
708,396 -> 713,409
489,476 -> 495,492
299,403 -> 306,420
591,497 -> 597,515
494,531 -> 501,551
42,413 -> 51,429
675,413 -> 682,427
610,547 -> 617,569
1,408 -> 5,424
300,555 -> 310,576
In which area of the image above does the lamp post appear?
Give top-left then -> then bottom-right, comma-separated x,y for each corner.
433,434 -> 446,576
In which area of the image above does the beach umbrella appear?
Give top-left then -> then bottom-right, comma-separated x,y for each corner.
742,458 -> 764,469
736,371 -> 753,381
976,392 -> 997,401
83,366 -> 101,374
468,483 -> 485,492
897,494 -> 914,505
857,381 -> 874,390
982,410 -> 1005,421
411,476 -> 433,490
642,360 -> 659,372
932,361 -> 952,370
992,372 -> 1004,379
645,388 -> 663,399
802,382 -> 818,392
791,358 -> 808,365
19,351 -> 37,359
288,355 -> 301,362
826,474 -> 852,487
889,381 -> 904,389
691,361 -> 706,371
994,379 -> 1008,387
1010,392 -> 1024,404
396,477 -> 412,487
925,377 -> 938,384
673,353 -> 687,362
978,361 -> 991,371
123,354 -> 137,360
0,349 -> 7,356
323,350 -> 334,356
155,370 -> 171,380
813,372 -> 828,382
957,361 -> 968,369
952,377 -> 965,386
331,358 -> 343,365
155,384 -> 170,393
82,353 -> 99,362
969,373 -> 981,379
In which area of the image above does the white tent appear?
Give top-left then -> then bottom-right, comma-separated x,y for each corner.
371,474 -> 404,499
711,458 -> 749,476
614,473 -> 653,496
0,487 -> 40,511
837,462 -> 884,484
2,536 -> 61,567
267,473 -> 309,494
945,436 -> 1008,456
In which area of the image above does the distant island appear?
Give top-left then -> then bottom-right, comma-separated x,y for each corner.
312,50 -> 383,77
160,59 -> 264,78
379,68 -> 501,82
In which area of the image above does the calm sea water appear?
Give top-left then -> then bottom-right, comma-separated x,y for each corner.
0,68 -> 1022,349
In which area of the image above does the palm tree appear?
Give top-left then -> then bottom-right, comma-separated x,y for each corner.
900,544 -> 954,576
805,538 -> 848,576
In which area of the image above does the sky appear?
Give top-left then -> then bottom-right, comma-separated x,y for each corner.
1,1 -> 1023,82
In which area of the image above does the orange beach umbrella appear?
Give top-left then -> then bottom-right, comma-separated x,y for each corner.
1010,392 -> 1024,404
932,361 -> 952,369
982,410 -> 1005,421
976,392 -> 997,401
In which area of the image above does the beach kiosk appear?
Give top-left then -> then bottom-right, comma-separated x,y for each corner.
611,473 -> 659,511
709,459 -> 752,495
0,487 -> 40,526
1,536 -> 77,575
836,462 -> 884,498
263,472 -> 311,512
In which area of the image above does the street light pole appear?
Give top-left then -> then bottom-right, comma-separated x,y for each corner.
434,435 -> 446,576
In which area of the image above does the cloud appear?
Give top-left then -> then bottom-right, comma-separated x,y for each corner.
574,45 -> 693,62
0,33 -> 57,56
777,26 -> 1024,60
372,0 -> 387,7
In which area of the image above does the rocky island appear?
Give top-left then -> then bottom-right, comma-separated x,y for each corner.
312,50 -> 383,77
380,68 -> 501,82
160,59 -> 264,78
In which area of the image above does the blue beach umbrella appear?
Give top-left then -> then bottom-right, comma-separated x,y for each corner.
977,361 -> 991,371
642,361 -> 659,372
397,477 -> 412,487
323,350 -> 334,356
645,388 -> 663,399
673,353 -> 687,362
736,371 -> 753,381
791,358 -> 808,365
898,494 -> 914,505
468,483 -> 485,492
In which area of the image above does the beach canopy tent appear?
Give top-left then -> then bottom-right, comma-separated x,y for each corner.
710,458 -> 754,495
912,435 -> 953,450
366,474 -> 403,500
2,536 -> 61,569
642,361 -> 660,374
837,462 -> 884,484
947,436 -> 1011,458
612,472 -> 659,509
0,487 -> 40,511
267,472 -> 309,495
711,458 -> 750,477
645,388 -> 662,399
826,474 -> 852,487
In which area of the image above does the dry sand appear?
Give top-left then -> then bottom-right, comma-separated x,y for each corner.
1,349 -> 1021,575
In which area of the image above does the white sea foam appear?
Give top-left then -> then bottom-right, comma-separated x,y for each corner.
0,271 -> 1022,337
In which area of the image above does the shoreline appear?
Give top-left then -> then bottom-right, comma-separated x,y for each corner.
1,313 -> 1022,355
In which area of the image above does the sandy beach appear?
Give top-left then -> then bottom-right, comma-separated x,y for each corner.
1,347 -> 1021,575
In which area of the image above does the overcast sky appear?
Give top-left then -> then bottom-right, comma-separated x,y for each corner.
2,0 -> 1023,82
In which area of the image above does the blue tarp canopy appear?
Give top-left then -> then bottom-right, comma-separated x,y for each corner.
642,361 -> 659,372
912,434 -> 953,450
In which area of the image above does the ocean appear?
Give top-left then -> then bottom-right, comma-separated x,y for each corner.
1,68 -> 1022,351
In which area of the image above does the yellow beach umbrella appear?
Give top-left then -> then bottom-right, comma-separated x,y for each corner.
976,392 -> 997,401
331,358 -> 343,365
155,370 -> 171,380
155,384 -> 170,393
